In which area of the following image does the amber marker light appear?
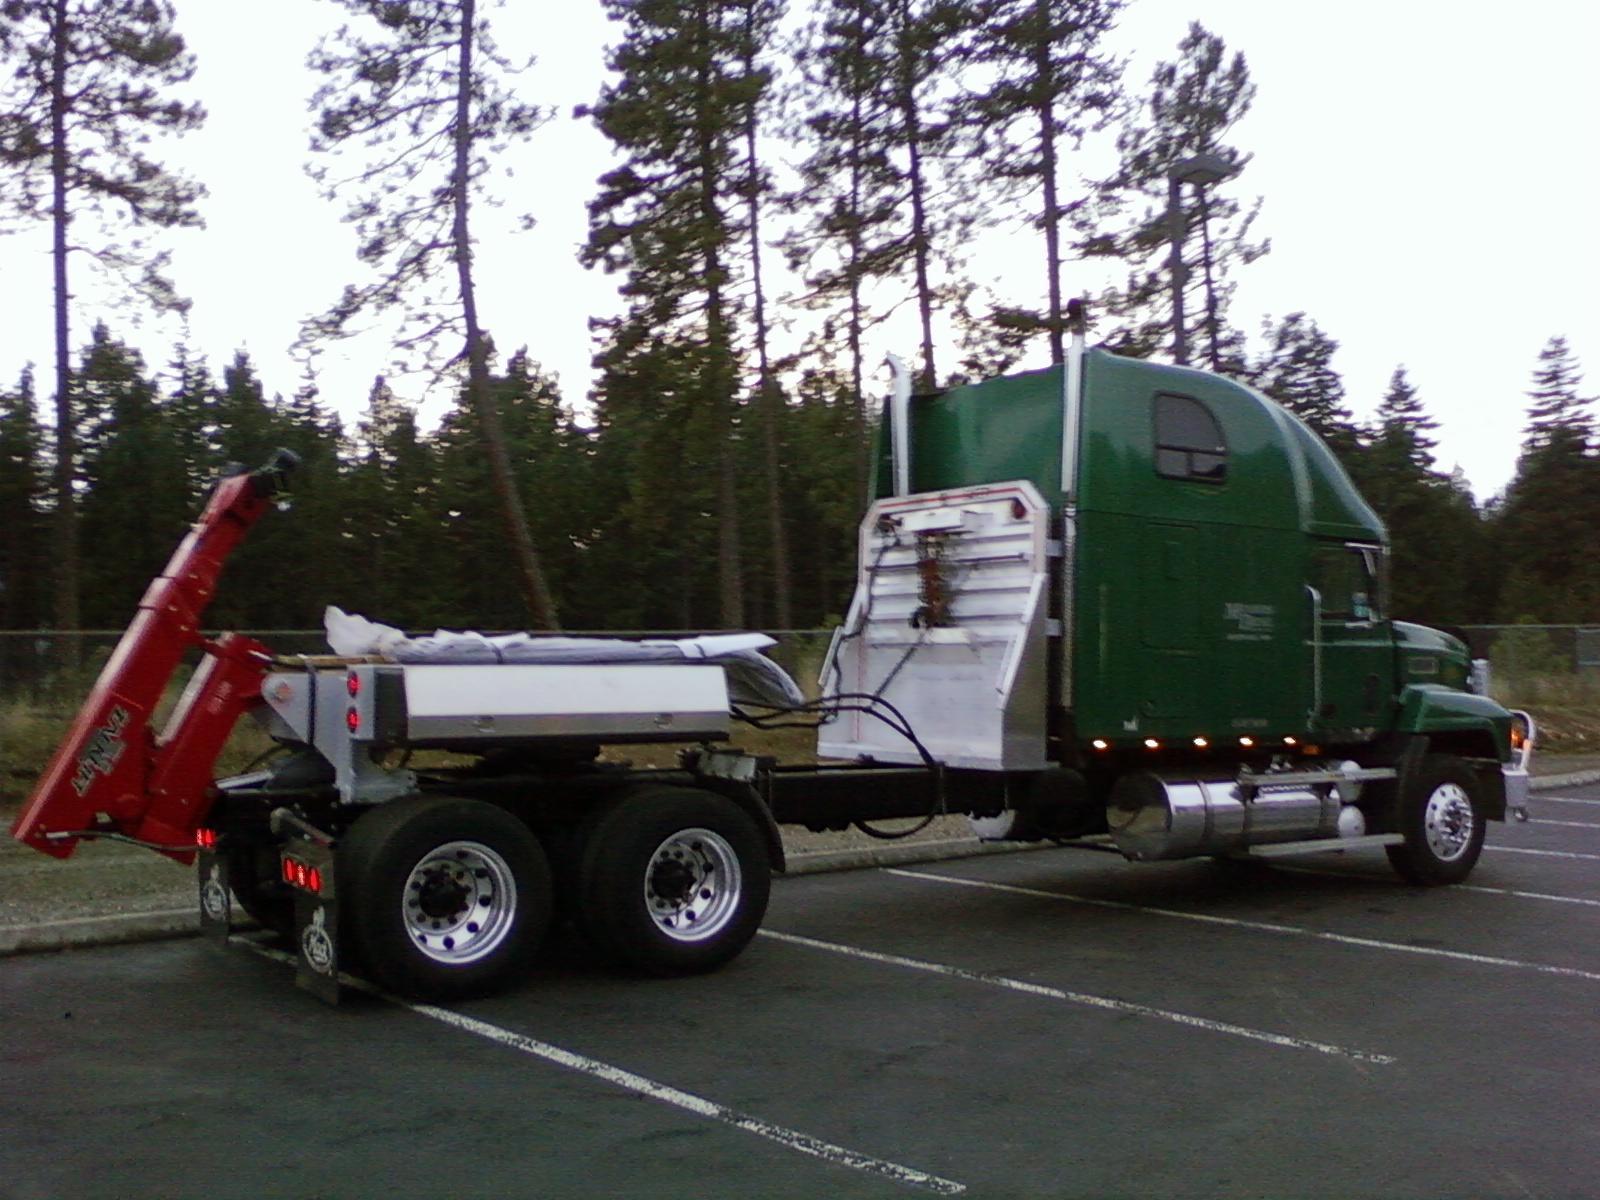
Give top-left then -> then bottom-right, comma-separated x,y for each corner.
1239,736 -> 1255,748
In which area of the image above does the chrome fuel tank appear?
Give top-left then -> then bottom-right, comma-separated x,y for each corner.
1107,772 -> 1342,861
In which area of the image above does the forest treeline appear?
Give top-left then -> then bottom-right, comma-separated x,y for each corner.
0,324 -> 1593,634
0,1 -> 1594,636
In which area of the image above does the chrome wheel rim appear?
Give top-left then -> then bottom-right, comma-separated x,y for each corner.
1423,783 -> 1475,862
403,840 -> 517,964
644,827 -> 742,943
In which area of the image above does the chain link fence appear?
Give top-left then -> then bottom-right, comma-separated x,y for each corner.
1457,625 -> 1600,690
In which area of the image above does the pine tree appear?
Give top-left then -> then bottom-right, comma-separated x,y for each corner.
0,368 -> 48,629
0,0 -> 204,635
1250,312 -> 1358,460
959,0 -> 1123,364
305,0 -> 559,629
783,0 -> 899,494
1493,336 -> 1598,620
1076,22 -> 1265,367
584,0 -> 770,627
1359,367 -> 1485,622
74,326 -> 190,626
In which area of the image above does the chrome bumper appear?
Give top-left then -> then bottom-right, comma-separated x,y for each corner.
1504,709 -> 1537,822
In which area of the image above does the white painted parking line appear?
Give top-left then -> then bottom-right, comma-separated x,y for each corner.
1536,796 -> 1600,806
760,929 -> 1394,1066
1488,846 -> 1600,862
1528,819 -> 1600,829
1271,864 -> 1600,911
237,941 -> 965,1195
885,868 -> 1600,985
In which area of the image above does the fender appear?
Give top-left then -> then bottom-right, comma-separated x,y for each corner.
1395,684 -> 1514,757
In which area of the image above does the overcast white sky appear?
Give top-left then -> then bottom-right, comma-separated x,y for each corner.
1,0 -> 1595,502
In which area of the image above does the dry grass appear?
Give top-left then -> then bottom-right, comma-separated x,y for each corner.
1493,673 -> 1600,753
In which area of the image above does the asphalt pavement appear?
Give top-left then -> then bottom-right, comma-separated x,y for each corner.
3,771 -> 1600,1198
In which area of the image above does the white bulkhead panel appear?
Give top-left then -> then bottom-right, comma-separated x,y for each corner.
817,480 -> 1053,771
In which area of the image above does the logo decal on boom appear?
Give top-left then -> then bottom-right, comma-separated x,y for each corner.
70,705 -> 131,797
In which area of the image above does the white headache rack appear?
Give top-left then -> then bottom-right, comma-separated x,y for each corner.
817,480 -> 1053,771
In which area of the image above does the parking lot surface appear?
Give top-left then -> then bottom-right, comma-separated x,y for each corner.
5,784 -> 1600,1199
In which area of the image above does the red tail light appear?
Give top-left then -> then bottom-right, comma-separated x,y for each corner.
281,854 -> 324,894
346,671 -> 361,697
346,706 -> 360,733
196,828 -> 218,849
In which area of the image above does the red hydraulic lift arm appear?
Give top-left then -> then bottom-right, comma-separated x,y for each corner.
11,451 -> 299,862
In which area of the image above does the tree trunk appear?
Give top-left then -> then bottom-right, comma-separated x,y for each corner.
49,0 -> 79,656
895,0 -> 937,391
847,14 -> 870,502
452,0 -> 559,630
696,0 -> 743,629
1032,0 -> 1064,365
742,5 -> 791,629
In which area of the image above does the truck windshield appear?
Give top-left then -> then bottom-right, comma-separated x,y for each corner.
1313,543 -> 1382,621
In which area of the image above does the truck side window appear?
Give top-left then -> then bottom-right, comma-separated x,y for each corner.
1153,393 -> 1227,483
1312,543 -> 1381,621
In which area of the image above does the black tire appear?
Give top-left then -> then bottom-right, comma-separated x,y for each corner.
577,785 -> 770,975
226,842 -> 295,937
338,796 -> 552,1000
1385,755 -> 1486,885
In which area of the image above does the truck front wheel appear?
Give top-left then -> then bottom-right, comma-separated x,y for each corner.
577,786 -> 770,975
339,796 -> 552,1000
1386,755 -> 1486,885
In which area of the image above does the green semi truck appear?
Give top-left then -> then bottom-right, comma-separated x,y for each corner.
14,324 -> 1535,1003
814,326 -> 1533,885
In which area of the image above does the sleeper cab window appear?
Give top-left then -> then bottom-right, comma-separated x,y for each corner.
1153,393 -> 1227,483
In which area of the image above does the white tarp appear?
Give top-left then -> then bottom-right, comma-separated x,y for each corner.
324,607 -> 804,710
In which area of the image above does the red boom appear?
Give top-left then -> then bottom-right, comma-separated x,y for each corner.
11,453 -> 297,861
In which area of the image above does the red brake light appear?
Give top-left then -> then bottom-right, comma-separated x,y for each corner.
346,671 -> 361,697
346,706 -> 360,732
196,828 -> 218,849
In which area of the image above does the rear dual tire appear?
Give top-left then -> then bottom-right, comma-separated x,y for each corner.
339,796 -> 553,1000
576,786 -> 771,975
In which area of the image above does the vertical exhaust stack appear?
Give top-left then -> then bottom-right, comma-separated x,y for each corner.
886,354 -> 913,497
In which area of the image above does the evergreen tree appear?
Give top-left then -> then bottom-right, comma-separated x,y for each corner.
0,0 -> 204,634
0,368 -> 48,628
782,0 -> 900,494
74,326 -> 190,626
584,0 -> 771,627
305,0 -> 560,629
736,0 -> 793,628
1493,337 -> 1598,620
959,0 -> 1123,364
1077,22 -> 1265,367
1359,367 -> 1486,622
430,352 -> 586,628
1250,312 -> 1359,460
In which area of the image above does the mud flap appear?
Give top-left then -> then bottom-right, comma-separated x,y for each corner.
285,838 -> 341,1005
197,846 -> 232,942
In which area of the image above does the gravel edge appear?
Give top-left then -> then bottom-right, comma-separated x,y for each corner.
5,767 -> 1596,958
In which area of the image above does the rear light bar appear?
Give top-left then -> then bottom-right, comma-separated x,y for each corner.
282,853 -> 325,895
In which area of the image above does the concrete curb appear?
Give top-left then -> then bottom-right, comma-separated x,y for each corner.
1530,770 -> 1600,790
7,766 -> 1598,959
0,908 -> 198,956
